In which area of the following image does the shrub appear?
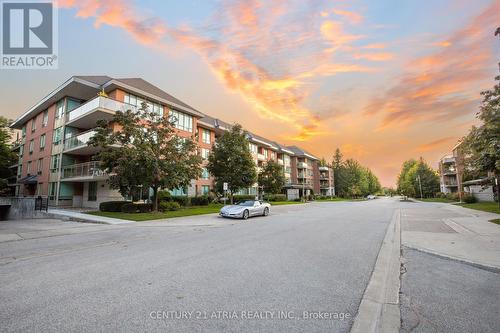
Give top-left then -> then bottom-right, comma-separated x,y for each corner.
463,194 -> 477,204
121,203 -> 153,213
191,196 -> 209,206
233,195 -> 256,202
435,192 -> 446,198
157,190 -> 171,202
263,194 -> 286,202
159,201 -> 181,211
99,201 -> 131,212
171,196 -> 190,206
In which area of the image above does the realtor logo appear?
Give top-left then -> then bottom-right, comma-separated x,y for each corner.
1,1 -> 58,69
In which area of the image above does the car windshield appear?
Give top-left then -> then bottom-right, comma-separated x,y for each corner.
237,200 -> 255,207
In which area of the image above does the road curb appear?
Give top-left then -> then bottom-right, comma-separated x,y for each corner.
350,209 -> 401,333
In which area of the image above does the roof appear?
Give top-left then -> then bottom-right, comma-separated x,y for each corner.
286,145 -> 319,160
73,75 -> 112,85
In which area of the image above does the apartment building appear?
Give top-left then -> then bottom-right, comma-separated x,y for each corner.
438,155 -> 459,193
10,76 -> 334,207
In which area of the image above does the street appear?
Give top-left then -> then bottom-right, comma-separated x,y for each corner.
0,198 -> 499,332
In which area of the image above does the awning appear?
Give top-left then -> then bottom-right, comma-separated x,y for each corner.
462,177 -> 494,186
19,175 -> 38,184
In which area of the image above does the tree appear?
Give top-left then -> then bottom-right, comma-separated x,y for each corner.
0,117 -> 17,195
397,158 -> 439,198
332,148 -> 344,195
207,124 -> 257,203
258,161 -> 286,195
89,103 -> 202,211
463,75 -> 500,177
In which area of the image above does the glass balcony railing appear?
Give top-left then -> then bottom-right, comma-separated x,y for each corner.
61,161 -> 106,180
66,96 -> 138,123
64,130 -> 96,151
297,162 -> 308,168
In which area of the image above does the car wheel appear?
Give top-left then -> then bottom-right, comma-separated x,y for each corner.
263,207 -> 269,216
242,210 -> 249,220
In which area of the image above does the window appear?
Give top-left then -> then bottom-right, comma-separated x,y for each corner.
27,161 -> 32,175
169,110 -> 193,132
17,164 -> 22,177
55,100 -> 65,119
88,182 -> 97,201
66,99 -> 81,113
19,144 -> 24,157
21,125 -> 26,137
39,134 -> 46,151
50,155 -> 59,172
201,168 -> 210,180
249,143 -> 257,154
48,182 -> 57,200
170,187 -> 187,196
29,139 -> 34,154
37,158 -> 43,174
31,118 -> 36,132
36,183 -> 43,196
202,129 -> 211,144
264,149 -> 268,158
53,127 -> 62,145
42,110 -> 48,127
201,148 -> 210,160
202,185 -> 210,195
124,93 -> 163,116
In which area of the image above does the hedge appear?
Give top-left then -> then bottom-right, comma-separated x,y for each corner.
99,201 -> 132,212
121,203 -> 153,213
190,196 -> 210,206
232,195 -> 256,202
263,194 -> 287,202
159,201 -> 181,211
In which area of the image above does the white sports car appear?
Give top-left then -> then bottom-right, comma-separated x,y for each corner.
219,200 -> 271,219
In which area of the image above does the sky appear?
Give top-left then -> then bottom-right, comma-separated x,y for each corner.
1,0 -> 499,187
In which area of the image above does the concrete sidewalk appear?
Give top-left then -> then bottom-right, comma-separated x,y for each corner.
401,202 -> 500,270
48,209 -> 134,225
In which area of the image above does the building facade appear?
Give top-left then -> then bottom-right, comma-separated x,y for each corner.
10,76 -> 334,207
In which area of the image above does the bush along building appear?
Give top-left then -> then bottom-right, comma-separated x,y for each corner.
10,76 -> 334,208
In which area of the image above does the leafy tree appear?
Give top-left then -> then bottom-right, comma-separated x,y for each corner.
207,124 -> 257,203
332,148 -> 344,194
0,117 -> 17,195
89,103 -> 202,211
258,161 -> 286,194
463,75 -> 500,176
397,158 -> 439,198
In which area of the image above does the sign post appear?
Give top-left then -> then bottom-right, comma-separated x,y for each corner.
223,182 -> 228,205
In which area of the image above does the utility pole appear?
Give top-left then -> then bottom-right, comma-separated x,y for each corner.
416,175 -> 423,199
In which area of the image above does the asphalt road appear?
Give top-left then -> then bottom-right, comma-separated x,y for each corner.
0,198 -> 400,332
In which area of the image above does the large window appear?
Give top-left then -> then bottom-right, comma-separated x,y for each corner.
42,110 -> 48,127
249,143 -> 258,154
27,161 -> 32,174
39,134 -> 46,151
29,139 -> 34,154
124,93 -> 163,116
88,182 -> 97,201
169,110 -> 193,132
37,158 -> 43,174
66,99 -> 82,113
53,127 -> 63,145
21,125 -> 26,137
55,100 -> 65,119
201,168 -> 210,180
48,182 -> 57,200
201,148 -> 210,160
202,129 -> 211,144
19,144 -> 24,157
170,187 -> 187,196
202,185 -> 210,195
31,118 -> 36,132
50,155 -> 59,172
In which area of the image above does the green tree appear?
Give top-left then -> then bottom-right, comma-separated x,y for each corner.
332,148 -> 344,195
258,161 -> 286,194
397,158 -> 439,198
463,75 -> 500,176
89,103 -> 202,211
0,117 -> 17,195
207,124 -> 257,203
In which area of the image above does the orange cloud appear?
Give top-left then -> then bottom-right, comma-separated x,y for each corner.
332,9 -> 363,25
363,43 -> 386,49
364,0 -> 499,129
321,20 -> 363,47
354,52 -> 394,61
416,137 -> 457,152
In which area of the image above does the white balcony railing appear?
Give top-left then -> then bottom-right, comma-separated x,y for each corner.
64,130 -> 96,151
61,161 -> 106,180
66,96 -> 138,123
257,153 -> 266,161
297,162 -> 308,168
277,159 -> 284,165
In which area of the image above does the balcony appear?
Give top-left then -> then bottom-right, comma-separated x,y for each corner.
66,96 -> 137,129
320,173 -> 329,180
61,161 -> 108,182
257,153 -> 266,161
442,168 -> 457,176
64,130 -> 100,155
318,166 -> 329,171
277,159 -> 284,165
442,157 -> 456,164
297,162 -> 308,169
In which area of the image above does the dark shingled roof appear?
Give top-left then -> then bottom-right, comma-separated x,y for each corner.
74,75 -> 112,86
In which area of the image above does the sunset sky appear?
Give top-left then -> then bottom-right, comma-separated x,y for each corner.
1,0 -> 499,187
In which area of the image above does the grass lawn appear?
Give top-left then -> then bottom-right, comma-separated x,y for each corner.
270,201 -> 305,205
418,198 -> 456,203
314,197 -> 348,202
457,202 -> 500,215
490,219 -> 500,225
87,204 -> 224,222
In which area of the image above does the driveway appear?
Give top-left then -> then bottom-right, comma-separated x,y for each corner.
0,199 -> 399,332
